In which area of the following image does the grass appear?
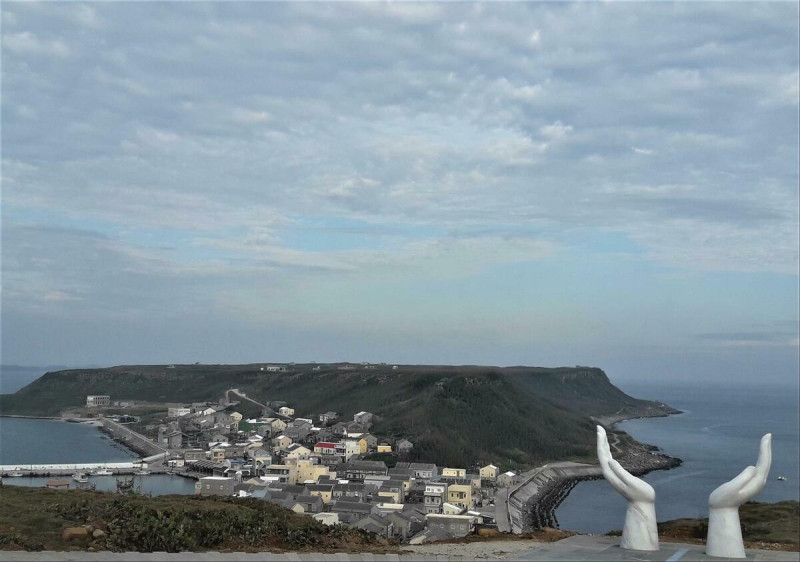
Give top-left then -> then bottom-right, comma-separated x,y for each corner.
0,485 -> 378,552
656,501 -> 800,550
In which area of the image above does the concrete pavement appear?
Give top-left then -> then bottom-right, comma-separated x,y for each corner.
1,537 -> 798,562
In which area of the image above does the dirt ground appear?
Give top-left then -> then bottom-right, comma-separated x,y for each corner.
402,539 -> 541,559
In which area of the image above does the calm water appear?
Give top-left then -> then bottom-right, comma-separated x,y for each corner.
1,474 -> 197,496
0,417 -> 139,465
556,381 -> 800,534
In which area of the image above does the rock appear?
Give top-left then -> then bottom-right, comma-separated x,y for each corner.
92,529 -> 106,539
83,524 -> 94,533
90,519 -> 108,531
62,527 -> 90,542
541,526 -> 559,533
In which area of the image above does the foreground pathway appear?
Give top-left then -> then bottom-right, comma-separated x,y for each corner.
2,537 -> 798,561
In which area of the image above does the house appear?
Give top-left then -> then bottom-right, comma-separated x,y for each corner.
425,514 -> 475,538
331,422 -> 349,436
423,482 -> 448,514
249,448 -> 272,465
264,365 -> 285,372
314,441 -> 339,456
353,411 -> 374,426
408,527 -> 452,545
210,448 -> 226,463
395,462 -> 437,479
376,480 -> 405,504
285,443 -> 312,460
497,470 -> 516,488
337,439 -> 362,460
183,449 -> 206,463
353,514 -> 393,539
465,473 -> 481,492
195,476 -> 235,496
265,418 -> 287,433
358,433 -> 379,450
313,513 -> 339,526
441,467 -> 466,478
345,460 -> 388,481
264,464 -> 296,484
385,511 -> 415,540
441,502 -> 465,515
165,430 -> 186,449
447,482 -> 473,509
479,464 -> 499,481
272,435 -> 292,449
331,500 -> 375,524
377,444 -> 392,453
397,439 -> 413,453
305,483 -> 334,504
319,411 -> 338,424
344,436 -> 367,455
168,407 -> 192,418
295,494 -> 324,514
332,482 -> 372,502
284,419 -> 312,441
86,395 -> 110,407
295,459 -> 336,484
278,406 -> 295,417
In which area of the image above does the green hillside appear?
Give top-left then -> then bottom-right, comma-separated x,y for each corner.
0,363 -> 676,468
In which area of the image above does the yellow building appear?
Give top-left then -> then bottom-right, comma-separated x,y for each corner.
377,489 -> 403,504
377,444 -> 392,453
447,483 -> 472,509
479,464 -> 499,480
210,448 -> 226,463
441,467 -> 466,478
307,484 -> 334,504
295,459 -> 336,485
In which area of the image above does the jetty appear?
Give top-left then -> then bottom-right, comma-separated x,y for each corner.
506,461 -> 602,533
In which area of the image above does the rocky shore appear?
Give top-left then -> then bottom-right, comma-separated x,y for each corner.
510,413 -> 682,534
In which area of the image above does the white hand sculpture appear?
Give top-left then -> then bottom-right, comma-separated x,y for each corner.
706,433 -> 772,558
597,425 -> 659,551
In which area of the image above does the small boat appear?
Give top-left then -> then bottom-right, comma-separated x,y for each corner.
72,472 -> 89,483
92,468 -> 113,476
9,471 -> 24,477
777,476 -> 787,481
134,469 -> 150,476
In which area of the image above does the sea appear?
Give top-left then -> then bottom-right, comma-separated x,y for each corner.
556,380 -> 800,534
0,380 -> 798,519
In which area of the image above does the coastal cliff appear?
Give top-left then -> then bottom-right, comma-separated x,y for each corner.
0,363 -> 678,469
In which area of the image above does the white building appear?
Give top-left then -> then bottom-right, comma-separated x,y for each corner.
86,395 -> 110,407
168,407 -> 192,418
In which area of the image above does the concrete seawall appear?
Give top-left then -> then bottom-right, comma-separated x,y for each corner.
100,417 -> 167,459
507,462 -> 602,533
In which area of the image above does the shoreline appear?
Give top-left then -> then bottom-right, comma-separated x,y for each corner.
511,408 -> 684,534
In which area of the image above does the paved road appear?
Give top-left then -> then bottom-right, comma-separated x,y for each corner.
2,537 -> 798,561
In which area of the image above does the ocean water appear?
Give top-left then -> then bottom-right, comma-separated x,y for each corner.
1,474 -> 197,496
0,417 -> 139,465
556,380 -> 800,534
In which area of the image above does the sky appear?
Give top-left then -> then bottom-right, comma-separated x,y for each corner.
2,2 -> 798,386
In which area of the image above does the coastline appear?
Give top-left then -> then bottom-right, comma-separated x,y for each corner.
510,408 -> 684,533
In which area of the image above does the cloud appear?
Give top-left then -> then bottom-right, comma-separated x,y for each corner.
2,31 -> 70,57
1,1 -> 797,367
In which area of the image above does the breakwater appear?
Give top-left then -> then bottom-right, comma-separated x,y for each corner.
507,441 -> 681,533
99,417 -> 167,458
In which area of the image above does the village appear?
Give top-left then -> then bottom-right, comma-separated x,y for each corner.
85,386 -> 521,544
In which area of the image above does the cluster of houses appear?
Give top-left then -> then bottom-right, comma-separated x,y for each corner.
139,395 -> 520,543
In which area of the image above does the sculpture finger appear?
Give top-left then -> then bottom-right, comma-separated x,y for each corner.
609,457 -> 639,487
709,466 -> 757,507
738,435 -> 772,499
755,434 -> 772,479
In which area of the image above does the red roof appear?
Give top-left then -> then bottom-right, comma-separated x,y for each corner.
315,442 -> 337,449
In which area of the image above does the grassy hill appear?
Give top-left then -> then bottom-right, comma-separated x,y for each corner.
0,486 -> 377,553
0,363 -> 677,468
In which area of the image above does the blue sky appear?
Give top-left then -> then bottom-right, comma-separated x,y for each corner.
2,2 -> 798,385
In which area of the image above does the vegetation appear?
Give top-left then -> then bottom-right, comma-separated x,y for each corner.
0,363 -> 676,468
655,501 -> 799,550
0,486 -> 377,552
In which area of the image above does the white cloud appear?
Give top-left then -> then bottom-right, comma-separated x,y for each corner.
3,31 -> 71,58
